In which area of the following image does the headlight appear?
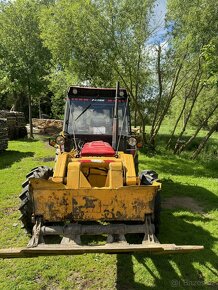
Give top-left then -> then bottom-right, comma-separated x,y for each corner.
55,135 -> 65,145
128,137 -> 137,146
119,91 -> 124,97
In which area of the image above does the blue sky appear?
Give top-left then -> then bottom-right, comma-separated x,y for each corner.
149,0 -> 167,43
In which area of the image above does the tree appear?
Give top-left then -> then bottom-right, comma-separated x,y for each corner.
0,0 -> 51,137
164,0 -> 218,153
39,0 -> 157,141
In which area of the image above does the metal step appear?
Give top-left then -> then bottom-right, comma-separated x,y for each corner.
0,243 -> 204,258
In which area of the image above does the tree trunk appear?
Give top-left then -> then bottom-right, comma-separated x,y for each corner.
149,50 -> 187,146
178,105 -> 218,154
191,121 -> 218,159
28,94 -> 33,138
113,68 -> 146,146
27,78 -> 33,138
166,93 -> 188,148
174,84 -> 203,154
39,98 -> 42,119
166,64 -> 202,149
150,45 -> 162,139
141,118 -> 147,145
134,105 -> 137,128
173,57 -> 203,153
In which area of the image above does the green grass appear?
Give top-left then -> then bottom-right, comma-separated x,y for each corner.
0,134 -> 217,289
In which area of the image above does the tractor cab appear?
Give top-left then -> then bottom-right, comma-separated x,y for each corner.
62,86 -> 134,154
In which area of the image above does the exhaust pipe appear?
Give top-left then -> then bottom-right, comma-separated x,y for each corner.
112,81 -> 119,150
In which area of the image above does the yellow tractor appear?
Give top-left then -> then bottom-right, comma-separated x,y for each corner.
0,83 -> 203,258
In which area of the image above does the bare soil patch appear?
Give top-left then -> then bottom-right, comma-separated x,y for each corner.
2,206 -> 17,215
162,196 -> 204,213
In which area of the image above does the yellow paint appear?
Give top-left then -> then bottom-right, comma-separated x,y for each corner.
108,161 -> 123,188
67,161 -> 92,189
30,179 -> 159,221
30,151 -> 161,223
53,153 -> 68,183
119,153 -> 137,185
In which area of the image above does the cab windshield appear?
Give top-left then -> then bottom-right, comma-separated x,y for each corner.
68,98 -> 129,136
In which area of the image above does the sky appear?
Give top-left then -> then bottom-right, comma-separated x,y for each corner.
149,0 -> 167,43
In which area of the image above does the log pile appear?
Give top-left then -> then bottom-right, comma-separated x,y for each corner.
0,110 -> 27,140
0,118 -> 8,151
32,118 -> 63,135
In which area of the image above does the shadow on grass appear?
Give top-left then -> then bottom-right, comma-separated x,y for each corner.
0,150 -> 34,169
139,154 -> 217,179
161,180 -> 218,211
154,133 -> 217,152
34,134 -> 51,142
116,210 -> 218,289
13,137 -> 38,142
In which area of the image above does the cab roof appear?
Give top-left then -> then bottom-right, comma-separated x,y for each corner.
68,86 -> 128,99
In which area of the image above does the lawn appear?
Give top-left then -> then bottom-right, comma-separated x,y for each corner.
0,134 -> 217,289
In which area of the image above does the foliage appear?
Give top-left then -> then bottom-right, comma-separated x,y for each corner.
164,0 -> 218,154
0,0 -> 51,131
46,66 -> 80,118
0,0 -> 217,155
39,0 -> 155,127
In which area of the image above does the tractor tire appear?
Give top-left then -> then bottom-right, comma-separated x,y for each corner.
153,190 -> 161,235
139,170 -> 161,235
134,153 -> 139,176
19,166 -> 53,234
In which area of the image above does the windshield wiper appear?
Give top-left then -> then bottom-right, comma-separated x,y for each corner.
75,103 -> 92,121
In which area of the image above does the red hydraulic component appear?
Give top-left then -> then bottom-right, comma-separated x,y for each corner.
81,141 -> 115,157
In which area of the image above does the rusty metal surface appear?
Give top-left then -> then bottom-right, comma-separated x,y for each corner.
0,215 -> 204,259
41,224 -> 147,236
31,178 -> 158,221
0,244 -> 204,258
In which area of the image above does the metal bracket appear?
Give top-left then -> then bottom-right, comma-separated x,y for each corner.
0,216 -> 204,258
27,218 -> 44,248
143,215 -> 159,244
107,234 -> 127,244
61,235 -> 81,245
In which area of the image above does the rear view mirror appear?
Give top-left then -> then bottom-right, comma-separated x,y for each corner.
49,138 -> 56,147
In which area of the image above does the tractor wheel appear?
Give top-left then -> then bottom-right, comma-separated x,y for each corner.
153,190 -> 161,235
134,153 -> 139,176
19,166 -> 53,234
139,170 -> 161,235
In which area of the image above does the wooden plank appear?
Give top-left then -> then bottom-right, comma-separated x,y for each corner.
0,243 -> 204,259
